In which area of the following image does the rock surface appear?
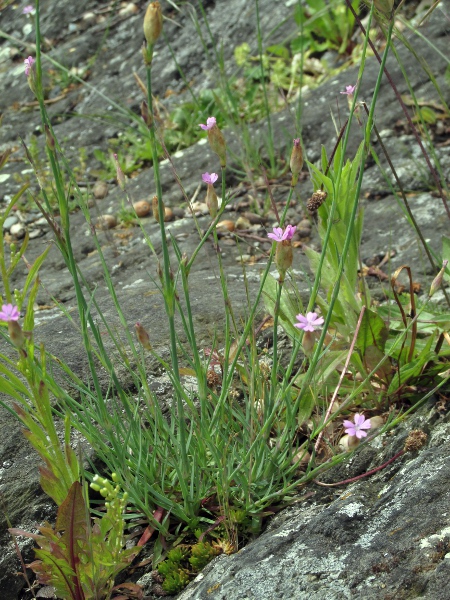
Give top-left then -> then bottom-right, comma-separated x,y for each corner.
0,0 -> 449,598
177,404 -> 450,600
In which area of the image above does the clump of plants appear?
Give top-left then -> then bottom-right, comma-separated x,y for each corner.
0,0 -> 449,597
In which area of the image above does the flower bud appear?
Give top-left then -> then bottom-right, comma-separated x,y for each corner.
290,138 -> 303,186
208,125 -> 227,168
429,260 -> 448,297
45,125 -> 56,152
302,330 -> 315,356
143,2 -> 163,46
8,320 -> 25,348
112,154 -> 126,191
141,100 -> 153,127
135,322 -> 152,350
275,239 -> 293,281
206,184 -> 219,219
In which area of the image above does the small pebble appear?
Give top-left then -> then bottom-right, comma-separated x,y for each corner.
163,207 -> 174,222
235,216 -> 251,230
92,181 -> 109,200
28,229 -> 44,239
216,220 -> 235,232
243,212 -> 267,224
96,214 -> 116,230
10,223 -> 26,238
3,215 -> 18,230
34,217 -> 49,227
133,200 -> 151,217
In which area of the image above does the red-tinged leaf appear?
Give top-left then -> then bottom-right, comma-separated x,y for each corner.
137,506 -> 165,546
56,482 -> 87,587
9,528 -> 42,540
33,548 -> 78,599
198,516 -> 225,542
112,582 -> 144,599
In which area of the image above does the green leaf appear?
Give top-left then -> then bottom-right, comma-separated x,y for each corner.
442,236 -> 450,282
357,309 -> 389,355
22,245 -> 51,300
262,275 -> 304,339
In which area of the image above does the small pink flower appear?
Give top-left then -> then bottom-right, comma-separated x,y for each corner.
293,138 -> 301,147
0,304 -> 20,322
22,5 -> 34,14
202,172 -> 218,185
267,225 -> 296,242
343,413 -> 372,439
199,117 -> 216,131
340,84 -> 356,96
24,56 -> 35,76
294,312 -> 324,332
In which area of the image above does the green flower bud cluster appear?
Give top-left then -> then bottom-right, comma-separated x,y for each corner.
90,473 -> 128,511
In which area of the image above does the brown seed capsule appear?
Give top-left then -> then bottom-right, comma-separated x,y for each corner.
306,190 -> 327,213
290,138 -> 303,186
135,322 -> 152,350
152,195 -> 166,222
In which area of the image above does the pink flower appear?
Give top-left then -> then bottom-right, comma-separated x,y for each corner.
293,138 -> 301,147
267,225 -> 296,242
0,304 -> 20,322
202,172 -> 218,185
24,56 -> 35,76
340,84 -> 356,96
343,413 -> 372,439
294,312 -> 324,332
199,117 -> 216,131
22,5 -> 34,14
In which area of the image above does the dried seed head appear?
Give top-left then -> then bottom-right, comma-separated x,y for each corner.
206,369 -> 221,389
404,429 -> 427,453
307,190 -> 327,213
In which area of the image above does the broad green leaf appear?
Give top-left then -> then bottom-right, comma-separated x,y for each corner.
357,309 -> 389,355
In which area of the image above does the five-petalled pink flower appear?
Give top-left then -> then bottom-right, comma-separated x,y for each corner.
340,84 -> 356,96
24,56 -> 35,76
294,312 -> 324,332
202,172 -> 218,185
267,225 -> 296,242
199,117 -> 217,131
343,413 -> 372,439
0,304 -> 20,322
22,5 -> 34,14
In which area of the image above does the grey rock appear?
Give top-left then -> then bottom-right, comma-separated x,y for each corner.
177,410 -> 450,600
2,215 -> 18,230
0,0 -> 449,598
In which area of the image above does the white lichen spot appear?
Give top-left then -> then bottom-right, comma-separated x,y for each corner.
339,502 -> 364,518
122,279 -> 145,290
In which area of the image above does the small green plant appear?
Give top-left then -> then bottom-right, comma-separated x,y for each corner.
1,0 -> 450,596
157,541 -> 220,592
10,479 -> 139,600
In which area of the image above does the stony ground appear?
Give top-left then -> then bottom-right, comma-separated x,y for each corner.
0,0 -> 449,598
